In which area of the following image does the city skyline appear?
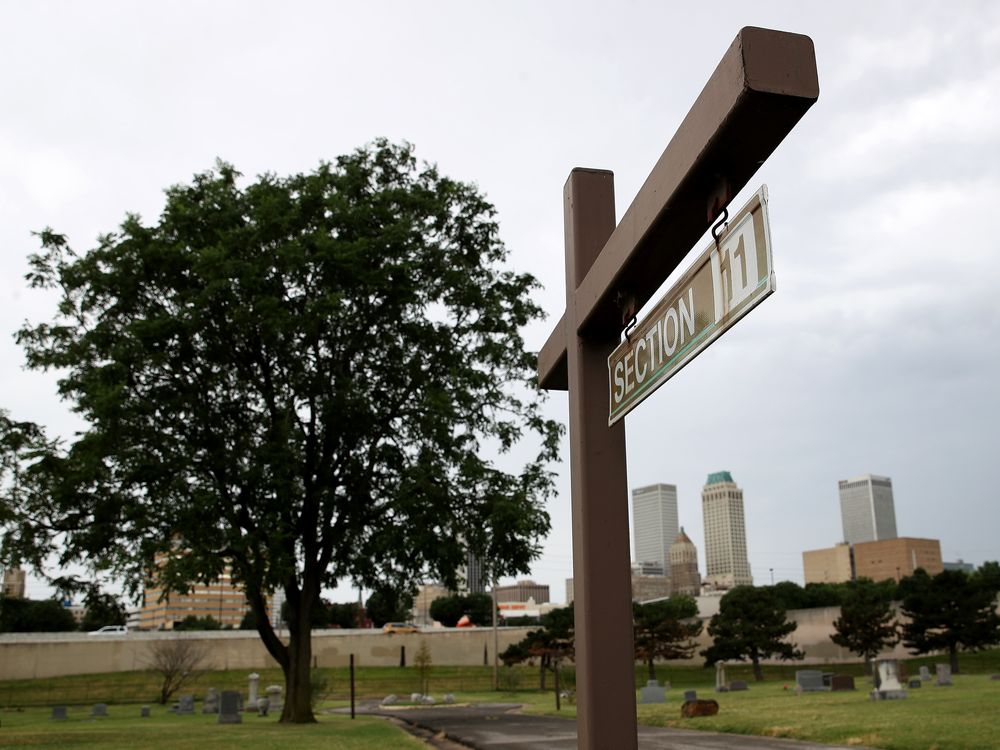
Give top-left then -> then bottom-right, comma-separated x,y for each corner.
1,4 -> 998,605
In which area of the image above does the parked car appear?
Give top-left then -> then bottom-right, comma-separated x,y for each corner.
88,625 -> 128,635
382,622 -> 420,634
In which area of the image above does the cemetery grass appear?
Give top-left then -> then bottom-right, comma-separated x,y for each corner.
507,672 -> 1000,750
0,705 -> 425,749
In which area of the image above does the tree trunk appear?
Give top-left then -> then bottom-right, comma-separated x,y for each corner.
752,655 -> 763,682
647,657 -> 656,682
949,644 -> 960,675
281,618 -> 316,723
539,656 -> 547,691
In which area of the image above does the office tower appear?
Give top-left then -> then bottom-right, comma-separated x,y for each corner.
701,471 -> 753,589
803,543 -> 854,584
461,550 -> 487,595
1,565 -> 26,599
668,528 -> 701,596
139,558 -> 250,630
853,537 -> 942,582
838,474 -> 898,544
631,483 -> 679,577
492,580 -> 550,604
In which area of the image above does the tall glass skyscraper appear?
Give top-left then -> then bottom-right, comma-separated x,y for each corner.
631,483 -> 678,578
838,474 -> 897,544
701,471 -> 753,589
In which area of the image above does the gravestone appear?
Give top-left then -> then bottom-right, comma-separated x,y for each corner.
714,662 -> 727,693
871,659 -> 907,700
218,691 -> 242,724
248,672 -> 260,705
728,680 -> 748,691
935,663 -> 952,686
795,670 -> 826,692
177,694 -> 195,715
919,665 -> 931,681
639,680 -> 666,704
265,685 -> 283,711
51,705 -> 67,721
91,703 -> 108,717
202,687 -> 219,714
410,692 -> 422,703
140,705 -> 151,717
908,679 -> 921,688
444,693 -> 455,704
421,695 -> 436,705
683,690 -> 697,702
830,675 -> 855,691
381,694 -> 399,706
990,674 -> 1000,681
256,697 -> 269,716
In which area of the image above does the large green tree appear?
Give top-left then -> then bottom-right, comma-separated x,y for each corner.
829,578 -> 898,672
0,597 -> 77,633
79,590 -> 127,633
365,586 -> 414,627
633,596 -> 702,681
1,142 -> 560,722
428,592 -> 494,627
701,586 -> 803,681
899,568 -> 1000,674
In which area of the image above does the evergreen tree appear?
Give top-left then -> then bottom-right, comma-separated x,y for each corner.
830,578 -> 898,672
899,568 -> 1000,674
633,596 -> 702,681
701,586 -> 803,681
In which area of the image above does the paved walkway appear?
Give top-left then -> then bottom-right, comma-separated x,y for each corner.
347,702 -> 870,750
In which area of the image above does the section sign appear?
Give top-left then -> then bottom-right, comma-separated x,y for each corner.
607,185 -> 774,425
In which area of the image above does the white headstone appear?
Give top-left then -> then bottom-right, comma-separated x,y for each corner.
935,663 -> 953,686
248,673 -> 261,704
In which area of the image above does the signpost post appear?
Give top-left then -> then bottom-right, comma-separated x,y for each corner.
537,27 -> 818,749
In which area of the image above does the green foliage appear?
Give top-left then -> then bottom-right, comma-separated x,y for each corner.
3,141 -> 560,721
702,586 -> 803,681
0,597 -> 78,633
899,568 -> 1000,673
174,614 -> 223,631
829,578 -> 898,666
633,596 -> 702,681
0,412 -> 57,570
500,604 -> 574,690
365,587 -> 414,627
428,592 -> 495,627
977,560 -> 1000,594
79,590 -> 127,632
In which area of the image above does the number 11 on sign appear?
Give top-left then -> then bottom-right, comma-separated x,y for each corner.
607,185 -> 775,425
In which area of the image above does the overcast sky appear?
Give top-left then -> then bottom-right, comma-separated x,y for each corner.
2,2 -> 998,605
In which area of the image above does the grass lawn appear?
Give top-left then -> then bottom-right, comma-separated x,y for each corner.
510,672 -> 1000,750
2,650 -> 999,749
0,704 -> 425,750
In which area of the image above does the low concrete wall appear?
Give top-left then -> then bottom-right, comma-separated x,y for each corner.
1,603 -> 930,681
0,627 -> 534,681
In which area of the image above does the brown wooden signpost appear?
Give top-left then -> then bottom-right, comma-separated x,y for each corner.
537,27 -> 818,749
